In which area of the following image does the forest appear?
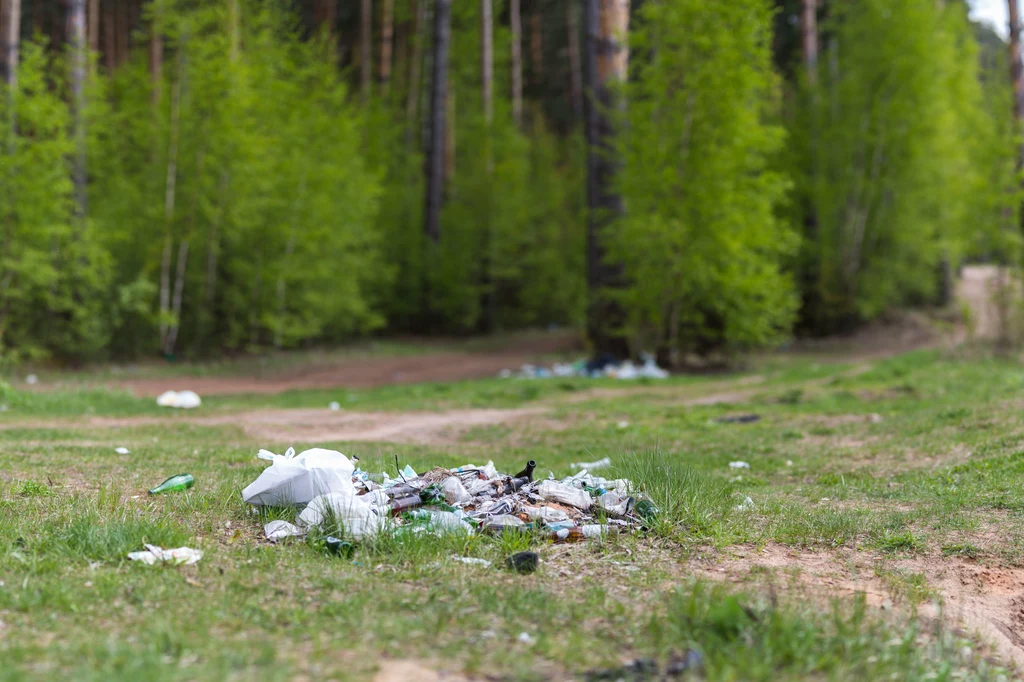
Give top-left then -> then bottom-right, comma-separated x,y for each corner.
0,0 -> 1018,364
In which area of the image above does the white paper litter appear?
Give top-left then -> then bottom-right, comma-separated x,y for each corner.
736,496 -> 755,511
115,447 -> 131,455
156,390 -> 202,409
329,401 -> 341,411
264,520 -> 307,542
729,461 -> 751,469
25,374 -> 38,385
127,544 -> 203,565
453,556 -> 492,567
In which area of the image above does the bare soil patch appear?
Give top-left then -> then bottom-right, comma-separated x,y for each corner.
694,543 -> 1024,671
85,334 -> 580,397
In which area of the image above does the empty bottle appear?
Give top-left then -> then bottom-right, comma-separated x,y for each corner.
634,499 -> 659,521
549,524 -> 617,543
148,473 -> 194,495
513,460 -> 536,481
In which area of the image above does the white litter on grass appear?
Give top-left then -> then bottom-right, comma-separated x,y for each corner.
329,401 -> 341,411
25,374 -> 38,385
786,460 -> 793,467
453,556 -> 492,568
729,461 -> 750,470
156,390 -> 202,409
517,632 -> 536,646
127,544 -> 203,565
570,456 -> 611,471
115,447 -> 130,455
0,405 -> 8,413
617,421 -> 629,429
264,520 -> 307,542
736,496 -> 755,511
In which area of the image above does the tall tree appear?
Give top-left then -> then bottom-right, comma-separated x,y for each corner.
801,0 -> 817,84
530,0 -> 542,85
1010,0 -> 1024,175
379,0 -> 393,90
361,0 -> 371,100
1,0 -> 21,88
150,0 -> 162,107
510,0 -> 522,127
69,0 -> 87,222
423,0 -> 451,242
567,0 -> 583,118
584,0 -> 629,358
481,0 -> 492,127
406,0 -> 425,142
88,0 -> 99,53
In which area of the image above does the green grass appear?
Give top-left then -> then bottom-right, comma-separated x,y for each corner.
3,347 -> 1024,679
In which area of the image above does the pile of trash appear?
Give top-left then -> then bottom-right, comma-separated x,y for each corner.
500,353 -> 669,380
241,448 -> 658,544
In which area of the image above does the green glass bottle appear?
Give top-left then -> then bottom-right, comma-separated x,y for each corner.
148,473 -> 194,495
634,498 -> 659,521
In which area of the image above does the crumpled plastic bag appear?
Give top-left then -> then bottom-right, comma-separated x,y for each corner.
242,447 -> 356,507
264,520 -> 307,542
297,491 -> 385,540
538,480 -> 592,510
156,390 -> 202,409
128,544 -> 203,565
441,476 -> 472,505
521,505 -> 571,523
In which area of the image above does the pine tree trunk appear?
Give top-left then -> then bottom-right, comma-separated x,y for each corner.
69,0 -> 87,225
379,0 -> 393,91
149,0 -> 161,108
88,0 -> 99,53
405,0 -> 425,146
530,2 -> 542,85
584,0 -> 629,359
481,0 -> 495,330
2,0 -> 20,88
103,0 -> 114,71
801,0 -> 817,85
445,80 -> 455,184
567,0 -> 583,119
361,0 -> 372,100
510,0 -> 522,127
115,0 -> 127,67
423,0 -> 451,242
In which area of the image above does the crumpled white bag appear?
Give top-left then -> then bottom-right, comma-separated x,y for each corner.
538,480 -> 592,510
242,447 -> 356,507
156,390 -> 202,409
264,520 -> 307,542
297,491 -> 385,540
127,544 -> 203,565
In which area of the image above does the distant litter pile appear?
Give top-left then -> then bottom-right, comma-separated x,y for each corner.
240,448 -> 658,545
500,353 -> 669,380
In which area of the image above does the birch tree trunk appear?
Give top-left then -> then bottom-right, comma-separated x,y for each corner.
1,0 -> 20,88
68,0 -> 88,224
510,0 -> 522,127
159,43 -> 182,350
423,0 -> 451,242
1009,0 -> 1024,174
584,0 -> 629,359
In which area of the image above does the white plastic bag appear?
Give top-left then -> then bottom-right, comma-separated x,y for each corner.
297,491 -> 384,540
521,505 -> 571,523
441,476 -> 472,504
538,480 -> 592,510
242,447 -> 356,507
264,520 -> 307,542
127,544 -> 203,565
156,390 -> 202,409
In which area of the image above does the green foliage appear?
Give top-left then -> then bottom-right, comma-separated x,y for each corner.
792,0 -> 1018,331
0,39 -> 113,362
613,0 -> 797,356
